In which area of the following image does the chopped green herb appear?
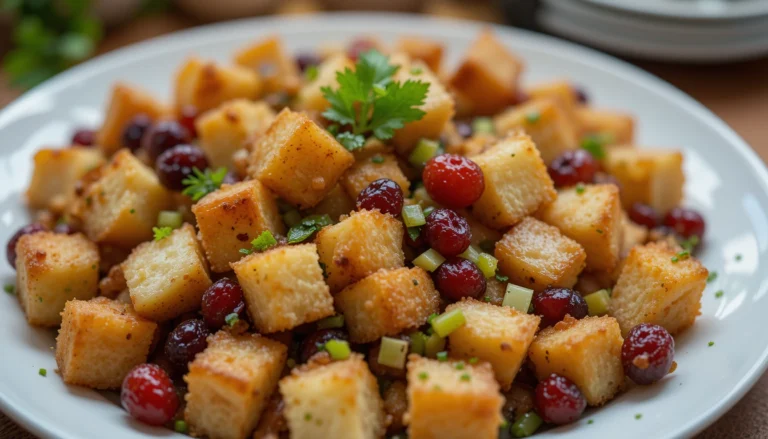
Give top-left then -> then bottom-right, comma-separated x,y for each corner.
680,235 -> 699,253
715,290 -> 724,299
581,133 -> 612,159
708,341 -> 715,347
305,65 -> 319,81
251,230 -> 278,252
736,254 -> 743,261
635,413 -> 642,420
3,284 -> 14,294
325,339 -> 352,361
239,248 -> 252,255
423,206 -> 435,217
469,357 -> 479,364
304,413 -> 312,421
459,373 -> 471,382
525,110 -> 541,124
418,371 -> 429,380
287,214 -> 333,244
424,333 -> 446,358
153,226 -> 173,241
483,296 -> 491,302
500,419 -> 510,429
410,66 -> 423,75
129,208 -> 135,214
472,117 -> 495,135
225,313 -> 240,327
38,368 -> 47,377
371,155 -> 385,164
511,153 -> 516,157
436,351 -> 448,362
174,420 -> 188,434
495,274 -> 509,282
707,271 -> 718,283
671,250 -> 690,263
431,308 -> 466,337
454,361 -> 465,370
316,315 -> 344,329
587,419 -> 594,425
575,183 -> 586,194
182,167 -> 229,201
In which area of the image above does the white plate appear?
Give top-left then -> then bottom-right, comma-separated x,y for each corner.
583,0 -> 768,21
0,12 -> 767,439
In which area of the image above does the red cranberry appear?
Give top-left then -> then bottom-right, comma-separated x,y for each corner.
347,38 -> 377,60
164,319 -> 209,371
53,222 -> 77,235
121,114 -> 152,151
6,223 -> 47,269
424,208 -> 471,257
663,207 -> 705,239
155,144 -> 209,191
121,363 -> 179,426
423,154 -> 485,209
622,324 -> 675,385
299,329 -> 348,363
532,287 -> 588,328
296,52 -> 321,72
356,178 -> 404,216
455,120 -> 473,139
201,278 -> 246,329
573,85 -> 589,105
142,120 -> 191,161
433,257 -> 486,301
547,150 -> 599,187
534,374 -> 586,425
178,105 -> 199,138
71,129 -> 95,147
629,203 -> 659,229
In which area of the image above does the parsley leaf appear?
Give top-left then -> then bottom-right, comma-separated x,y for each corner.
287,214 -> 333,244
153,227 -> 172,241
3,284 -> 14,294
251,230 -> 278,252
495,274 -> 509,282
182,167 -> 228,201
581,133 -> 613,159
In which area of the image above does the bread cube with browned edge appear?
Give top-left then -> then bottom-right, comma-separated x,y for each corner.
56,297 -> 157,389
576,107 -> 635,145
123,224 -> 212,321
308,184 -> 355,222
383,380 -> 408,434
196,99 -> 276,169
406,355 -> 504,439
335,267 -> 439,343
280,354 -> 385,439
537,184 -> 622,272
394,37 -> 444,73
174,58 -> 262,114
26,148 -> 105,213
316,209 -> 405,292
248,109 -> 355,208
96,83 -> 168,156
297,53 -> 354,112
495,217 -> 587,289
81,149 -> 172,248
472,134 -> 557,229
185,331 -> 287,439
446,298 -> 539,390
192,180 -> 284,273
528,315 -> 624,406
234,35 -> 301,95
232,243 -> 334,333
16,232 -> 99,326
341,152 -> 410,200
526,80 -> 579,121
610,241 -> 707,336
449,29 -> 524,116
603,146 -> 685,215
620,210 -> 649,258
494,98 -> 578,164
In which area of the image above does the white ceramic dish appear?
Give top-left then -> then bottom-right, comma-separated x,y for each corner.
583,0 -> 768,21
0,12 -> 767,439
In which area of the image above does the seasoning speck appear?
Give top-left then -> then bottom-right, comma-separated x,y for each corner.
635,413 -> 642,420
575,183 -> 585,194
587,419 -> 594,425
708,341 -> 715,347
715,290 -> 724,299
707,271 -> 718,283
418,371 -> 429,380
38,368 -> 47,377
3,284 -> 14,294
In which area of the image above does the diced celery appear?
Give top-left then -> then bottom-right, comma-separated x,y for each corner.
157,210 -> 183,229
510,411 -> 543,438
402,205 -> 426,227
409,331 -> 427,356
459,245 -> 481,264
424,333 -> 446,358
477,252 -> 498,278
472,117 -> 495,135
436,351 -> 448,362
409,138 -> 440,167
378,336 -> 409,369
423,206 -> 435,217
324,339 -> 351,361
413,248 -> 446,272
283,210 -> 302,227
584,289 -> 611,316
316,315 -> 345,329
431,309 -> 466,337
502,284 -> 534,313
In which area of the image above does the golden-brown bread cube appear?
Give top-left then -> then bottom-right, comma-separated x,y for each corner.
383,380 -> 408,434
185,331 -> 287,439
450,133 -> 498,158
196,99 -> 276,169
405,355 -> 504,439
56,297 -> 157,389
494,98 -> 578,164
448,29 -> 523,116
296,53 -> 354,112
280,354 -> 385,439
576,107 -> 635,145
15,232 -> 99,326
335,267 -> 439,343
123,224 -> 212,321
308,184 -> 355,222
26,148 -> 105,212
394,37 -> 444,73
341,152 -> 410,200
446,299 -> 539,390
620,210 -> 649,258
495,216 -> 586,289
482,278 -> 507,306
232,243 -> 334,333
80,149 -> 172,248
528,315 -> 624,406
99,264 -> 127,299
609,242 -> 707,336
464,211 -> 503,251
472,133 -> 557,229
234,35 -> 301,95
174,58 -> 262,114
526,80 -> 578,121
248,108 -> 355,208
192,180 -> 284,273
96,83 -> 168,156
316,209 -> 405,292
603,146 -> 685,215
537,184 -> 622,272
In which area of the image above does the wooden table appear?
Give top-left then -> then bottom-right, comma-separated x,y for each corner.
1,2 -> 767,438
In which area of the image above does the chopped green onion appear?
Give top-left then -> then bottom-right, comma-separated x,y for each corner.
495,274 -> 509,283
715,290 -> 724,299
316,315 -> 345,329
371,155 -> 385,164
413,248 -> 446,272
584,289 -> 611,316
436,351 -> 448,362
424,333 -> 446,358
680,235 -> 699,253
431,309 -> 466,337
378,337 -> 408,369
502,284 -> 534,313
283,210 -> 303,228
707,271 -> 718,283
635,413 -> 643,420
469,357 -> 479,364
423,206 -> 435,217
325,339 -> 351,361
417,371 -> 429,380
459,245 -> 481,264
525,111 -> 541,124
409,139 -> 440,167
454,361 -> 465,370
472,117 -> 495,135
157,210 -> 183,229
402,205 -> 427,227
38,368 -> 47,377
575,183 -> 586,194
476,253 -> 498,278
174,420 -> 189,434
305,65 -> 319,81
409,331 -> 427,356
510,411 -> 543,438
581,133 -> 611,159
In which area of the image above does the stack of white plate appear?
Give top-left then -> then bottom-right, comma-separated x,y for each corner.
536,0 -> 768,62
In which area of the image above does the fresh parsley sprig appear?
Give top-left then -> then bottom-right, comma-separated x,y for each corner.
182,167 -> 228,201
239,230 -> 279,255
153,226 -> 172,241
287,214 -> 333,244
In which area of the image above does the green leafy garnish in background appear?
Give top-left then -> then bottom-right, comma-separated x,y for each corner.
182,167 -> 228,201
287,214 -> 332,244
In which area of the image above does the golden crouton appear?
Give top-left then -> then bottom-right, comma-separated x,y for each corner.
192,180 -> 284,273
185,331 -> 287,439
280,354 -> 385,439
620,210 -> 649,257
383,380 -> 408,434
234,35 -> 301,95
123,224 -> 212,321
232,243 -> 334,333
610,242 -> 707,336
296,53 -> 354,112
446,299 -> 540,390
576,107 -> 635,145
96,83 -> 169,156
99,264 -> 127,299
308,184 -> 355,222
16,232 -> 99,326
464,211 -> 503,251
341,152 -> 410,200
56,297 -> 157,389
174,58 -> 262,114
528,315 -> 625,406
525,80 -> 579,121
451,133 -> 498,157
26,148 -> 105,212
482,278 -> 507,306
394,37 -> 444,73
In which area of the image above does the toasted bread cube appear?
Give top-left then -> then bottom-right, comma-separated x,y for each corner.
96,83 -> 168,156
446,299 -> 539,390
81,149 -> 172,248
123,224 -> 212,321
175,58 -> 262,114
192,180 -> 284,272
526,80 -> 579,120
297,53 -> 354,112
336,267 -> 439,343
576,107 -> 635,145
394,37 -> 444,73
341,153 -> 410,200
528,316 -> 624,406
316,210 -> 405,292
610,242 -> 707,336
196,99 -> 276,169
56,297 -> 157,389
280,354 -> 385,439
537,184 -> 622,272
232,243 -> 334,333
309,184 -> 355,222
449,29 -> 523,116
248,109 -> 355,208
464,211 -> 503,250
16,232 -> 99,326
494,98 -> 578,164
234,35 -> 301,95
620,211 -> 649,257
603,147 -> 685,215
26,148 -> 105,212
472,134 -> 556,229
383,380 -> 408,434
406,356 -> 504,439
495,217 -> 586,289
185,331 -> 286,439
